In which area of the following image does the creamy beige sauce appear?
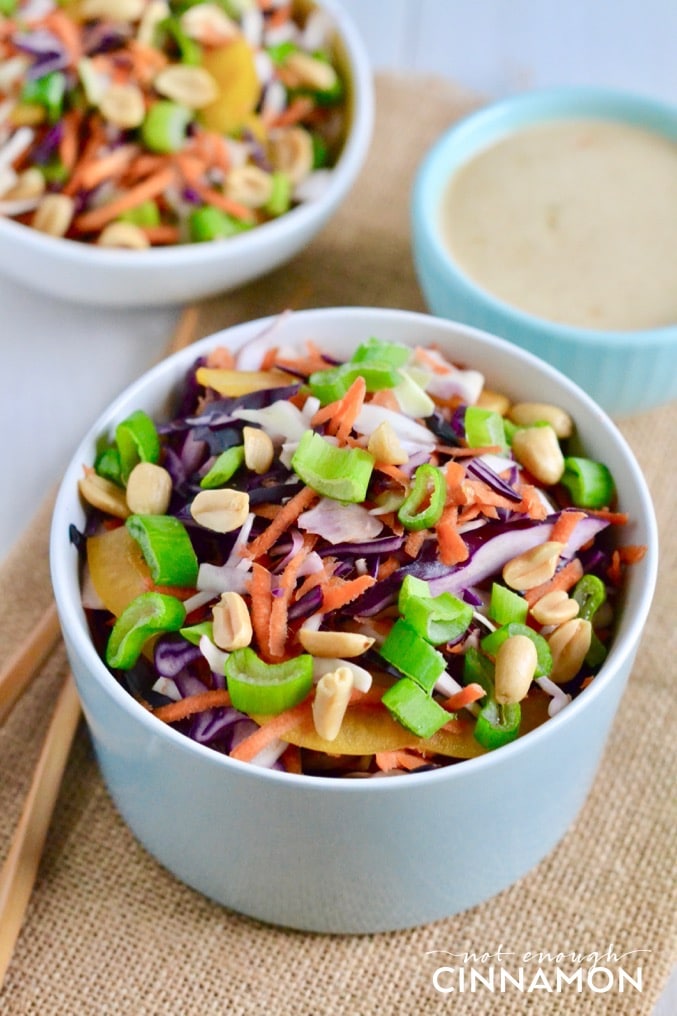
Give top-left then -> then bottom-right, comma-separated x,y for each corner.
441,118 -> 677,330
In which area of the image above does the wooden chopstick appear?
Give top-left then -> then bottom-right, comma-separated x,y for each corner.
0,602 -> 61,727
0,303 -> 201,988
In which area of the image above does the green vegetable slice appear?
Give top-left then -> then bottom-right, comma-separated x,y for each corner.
125,514 -> 198,587
398,580 -> 473,645
464,406 -> 508,452
474,699 -> 521,750
480,622 -> 552,678
200,445 -> 245,488
225,648 -> 313,715
397,463 -> 446,530
291,431 -> 374,503
115,409 -> 160,481
378,619 -> 446,691
106,592 -> 186,669
560,457 -> 615,508
381,678 -> 450,739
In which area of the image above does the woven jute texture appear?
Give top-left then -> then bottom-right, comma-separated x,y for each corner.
1,75 -> 676,1016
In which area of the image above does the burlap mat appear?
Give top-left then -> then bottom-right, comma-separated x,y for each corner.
1,74 -> 675,1016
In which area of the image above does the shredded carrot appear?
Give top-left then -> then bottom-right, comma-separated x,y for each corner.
436,506 -> 469,566
525,557 -> 585,607
549,510 -> 587,546
248,562 -> 274,659
43,9 -> 82,62
280,742 -> 303,774
153,689 -> 232,724
375,463 -> 410,487
274,340 -> 331,376
440,683 -> 485,712
230,699 -> 314,763
142,224 -> 181,245
321,574 -> 376,613
269,95 -> 315,129
78,144 -> 138,190
205,346 -> 236,370
311,375 -> 366,442
368,389 -> 400,411
404,529 -> 427,558
375,749 -> 429,772
190,182 -> 256,223
244,486 -> 317,560
582,509 -> 630,525
268,535 -> 316,659
376,556 -> 401,580
58,110 -> 81,173
73,167 -> 176,233
618,544 -> 647,564
443,444 -> 503,457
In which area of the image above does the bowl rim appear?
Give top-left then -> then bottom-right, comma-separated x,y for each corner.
50,306 -> 659,793
412,84 -> 677,348
0,0 -> 374,268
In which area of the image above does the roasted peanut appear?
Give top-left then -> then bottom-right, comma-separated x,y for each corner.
81,0 -> 145,21
268,126 -> 314,185
312,667 -> 354,741
284,52 -> 338,93
137,0 -> 170,46
125,462 -> 172,515
511,424 -> 565,485
3,167 -> 45,202
180,2 -> 239,44
78,472 -> 130,519
97,221 -> 150,250
530,589 -> 580,626
508,402 -> 573,439
476,388 -> 511,415
33,193 -> 74,237
367,421 -> 409,466
154,64 -> 219,109
298,629 -> 374,658
502,540 -> 564,591
190,489 -> 250,532
548,618 -> 592,683
224,165 -> 274,208
212,591 -> 253,650
494,634 -> 538,704
243,426 -> 274,474
99,83 -> 146,128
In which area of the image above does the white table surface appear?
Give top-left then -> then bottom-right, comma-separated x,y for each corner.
0,276 -> 178,565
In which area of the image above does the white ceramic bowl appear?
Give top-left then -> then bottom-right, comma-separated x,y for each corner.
0,0 -> 373,308
50,307 -> 657,933
412,87 -> 677,416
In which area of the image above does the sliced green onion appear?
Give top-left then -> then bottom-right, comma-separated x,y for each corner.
159,16 -> 202,64
462,646 -> 493,698
399,588 -> 473,645
560,457 -> 615,508
474,698 -> 521,750
189,205 -> 251,242
266,40 -> 298,65
265,171 -> 291,216
225,648 -> 313,715
106,592 -> 186,669
291,430 -> 374,503
0,0 -> 17,14
572,574 -> 608,667
21,71 -> 66,122
141,100 -> 192,154
311,132 -> 329,169
488,582 -> 528,626
397,463 -> 446,531
308,361 -> 403,404
480,622 -> 552,678
125,514 -> 198,587
464,406 -> 508,452
397,574 -> 431,614
351,337 -> 411,369
180,620 -> 214,646
378,619 -> 446,692
115,409 -> 160,481
200,445 -> 245,488
94,445 -> 123,486
381,678 -> 450,739
120,200 -> 161,228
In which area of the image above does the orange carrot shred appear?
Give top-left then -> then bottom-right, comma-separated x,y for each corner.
375,749 -> 429,772
549,510 -> 587,546
440,683 -> 485,712
73,167 -> 176,233
249,562 -> 274,659
321,574 -> 376,613
230,699 -> 314,763
268,535 -> 315,659
436,506 -> 469,566
244,486 -> 317,560
525,557 -> 585,607
153,689 -> 232,724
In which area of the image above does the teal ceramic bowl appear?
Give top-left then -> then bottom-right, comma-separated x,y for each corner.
50,308 -> 658,934
412,87 -> 677,417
